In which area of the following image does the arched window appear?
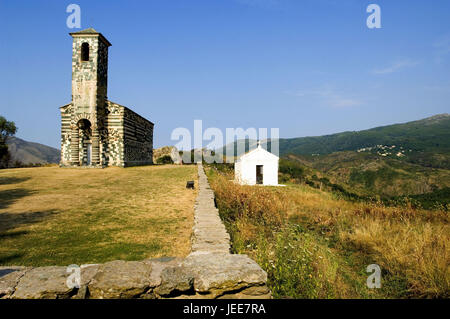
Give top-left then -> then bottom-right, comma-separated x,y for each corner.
81,42 -> 89,62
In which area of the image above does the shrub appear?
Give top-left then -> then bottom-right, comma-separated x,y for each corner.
254,224 -> 340,298
211,174 -> 286,232
279,159 -> 305,180
156,155 -> 174,164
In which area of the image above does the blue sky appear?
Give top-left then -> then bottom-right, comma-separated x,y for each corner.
1,0 -> 449,149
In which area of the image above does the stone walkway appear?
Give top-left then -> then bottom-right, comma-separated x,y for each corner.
191,164 -> 231,254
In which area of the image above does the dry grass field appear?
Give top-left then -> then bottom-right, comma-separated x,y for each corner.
0,165 -> 197,266
207,166 -> 449,299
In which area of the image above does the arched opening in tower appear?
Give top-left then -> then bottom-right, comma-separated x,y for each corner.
77,119 -> 92,166
81,42 -> 89,62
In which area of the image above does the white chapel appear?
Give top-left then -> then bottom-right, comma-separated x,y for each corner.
234,142 -> 279,186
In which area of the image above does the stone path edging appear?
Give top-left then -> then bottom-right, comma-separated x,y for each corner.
191,164 -> 231,254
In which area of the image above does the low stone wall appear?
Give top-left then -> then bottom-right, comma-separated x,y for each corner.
0,164 -> 270,299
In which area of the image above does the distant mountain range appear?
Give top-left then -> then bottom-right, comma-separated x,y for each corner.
278,113 -> 450,156
6,137 -> 60,165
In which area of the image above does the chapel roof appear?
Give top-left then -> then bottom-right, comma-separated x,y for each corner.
237,141 -> 279,161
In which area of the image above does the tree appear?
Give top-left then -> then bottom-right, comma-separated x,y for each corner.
0,115 -> 17,168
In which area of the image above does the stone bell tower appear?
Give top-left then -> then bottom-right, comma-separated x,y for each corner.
68,28 -> 111,166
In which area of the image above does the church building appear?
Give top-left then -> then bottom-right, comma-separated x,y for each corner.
234,142 -> 279,186
60,28 -> 154,167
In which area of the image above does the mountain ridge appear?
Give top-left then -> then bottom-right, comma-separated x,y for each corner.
218,114 -> 450,167
278,113 -> 450,156
6,136 -> 60,165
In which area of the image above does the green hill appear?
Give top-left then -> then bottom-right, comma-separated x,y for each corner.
285,152 -> 450,198
278,113 -> 450,168
278,114 -> 450,199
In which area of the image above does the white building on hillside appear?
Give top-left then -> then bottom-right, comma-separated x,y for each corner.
234,142 -> 279,186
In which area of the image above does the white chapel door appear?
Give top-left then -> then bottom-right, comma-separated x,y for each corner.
256,165 -> 263,185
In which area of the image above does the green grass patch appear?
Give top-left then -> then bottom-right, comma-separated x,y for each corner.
0,165 -> 197,266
